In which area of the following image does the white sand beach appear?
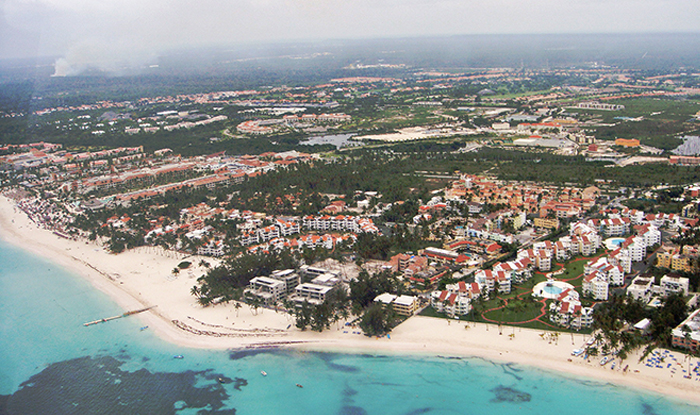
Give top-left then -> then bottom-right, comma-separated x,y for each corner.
1,193 -> 699,405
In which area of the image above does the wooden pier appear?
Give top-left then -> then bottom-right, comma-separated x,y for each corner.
83,306 -> 156,327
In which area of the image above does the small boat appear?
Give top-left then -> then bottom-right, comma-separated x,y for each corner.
218,377 -> 225,384
571,349 -> 584,356
173,355 -> 184,359
140,326 -> 149,331
261,371 -> 267,377
610,361 -> 616,370
600,356 -> 609,366
296,383 -> 303,388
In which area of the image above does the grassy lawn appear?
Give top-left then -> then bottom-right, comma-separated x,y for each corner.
567,98 -> 700,150
572,98 -> 700,123
482,299 -> 543,323
610,98 -> 700,121
489,89 -> 553,100
419,304 -> 592,334
558,257 -> 587,283
417,255 -> 605,332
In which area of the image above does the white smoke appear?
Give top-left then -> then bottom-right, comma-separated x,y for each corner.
51,58 -> 74,77
51,40 -> 159,77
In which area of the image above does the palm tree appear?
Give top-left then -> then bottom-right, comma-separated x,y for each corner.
594,332 -> 604,348
248,296 -> 262,315
587,346 -> 599,358
190,285 -> 201,298
498,298 -> 506,335
234,301 -> 242,317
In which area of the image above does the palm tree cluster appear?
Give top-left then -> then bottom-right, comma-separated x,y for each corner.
590,293 -> 690,362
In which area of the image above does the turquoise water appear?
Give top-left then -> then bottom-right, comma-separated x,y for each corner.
542,284 -> 563,296
1,238 -> 699,414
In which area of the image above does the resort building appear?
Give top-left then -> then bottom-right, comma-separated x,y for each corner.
585,257 -> 625,286
516,248 -> 551,271
246,276 -> 287,306
275,218 -> 300,236
600,217 -> 631,237
431,290 -> 472,317
421,247 -> 470,266
309,272 -> 342,288
582,271 -> 609,301
302,215 -> 379,234
614,138 -> 640,148
626,276 -> 655,302
374,293 -> 419,316
197,239 -> 227,257
474,269 -> 511,294
547,288 -> 593,329
290,283 -> 335,306
659,275 -> 690,296
534,217 -> 560,230
656,246 -> 698,273
245,269 -> 301,306
608,248 -> 632,274
269,269 -> 302,295
670,155 -> 700,166
672,309 -> 700,352
576,101 -> 625,111
493,258 -> 533,284
430,281 -> 481,317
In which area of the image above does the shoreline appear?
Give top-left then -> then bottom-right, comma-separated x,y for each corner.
1,194 -> 699,406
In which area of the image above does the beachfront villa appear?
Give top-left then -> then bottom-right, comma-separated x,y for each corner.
474,269 -> 511,294
290,283 -> 335,306
289,272 -> 342,306
246,276 -> 287,306
197,239 -> 226,257
431,290 -> 472,317
430,281 -> 481,317
246,267 -> 345,307
533,281 -> 594,329
373,293 -> 419,316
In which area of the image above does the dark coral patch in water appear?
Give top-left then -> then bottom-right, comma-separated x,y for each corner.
0,355 -> 235,415
313,352 -> 360,373
231,377 -> 248,391
642,402 -> 660,415
490,385 -> 531,403
405,408 -> 432,415
228,348 -> 277,360
339,405 -> 368,415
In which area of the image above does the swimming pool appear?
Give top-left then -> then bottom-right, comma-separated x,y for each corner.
604,237 -> 626,250
533,280 -> 575,299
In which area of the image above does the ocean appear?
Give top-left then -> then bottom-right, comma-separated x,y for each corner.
1,238 -> 698,415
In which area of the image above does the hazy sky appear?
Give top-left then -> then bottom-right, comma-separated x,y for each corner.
1,0 -> 699,62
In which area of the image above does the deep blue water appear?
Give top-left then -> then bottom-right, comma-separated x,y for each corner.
1,238 -> 699,415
